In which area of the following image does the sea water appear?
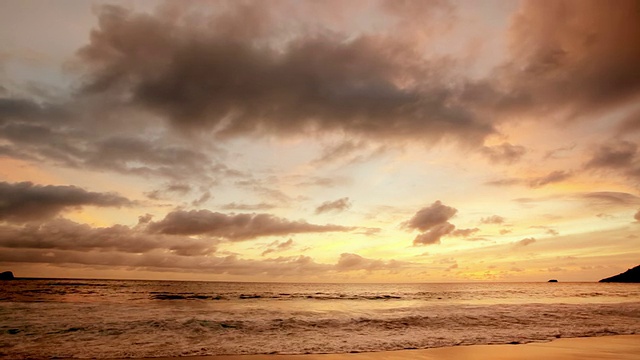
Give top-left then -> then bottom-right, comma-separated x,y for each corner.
1,280 -> 639,358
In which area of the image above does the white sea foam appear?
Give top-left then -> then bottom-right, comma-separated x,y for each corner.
1,280 -> 639,358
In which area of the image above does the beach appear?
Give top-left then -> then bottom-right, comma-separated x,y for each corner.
144,335 -> 640,360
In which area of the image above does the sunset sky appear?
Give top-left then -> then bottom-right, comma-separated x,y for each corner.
0,0 -> 639,282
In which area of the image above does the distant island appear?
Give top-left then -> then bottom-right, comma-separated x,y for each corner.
0,271 -> 14,280
599,265 -> 640,283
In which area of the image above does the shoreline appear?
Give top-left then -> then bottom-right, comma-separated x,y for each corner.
132,335 -> 640,360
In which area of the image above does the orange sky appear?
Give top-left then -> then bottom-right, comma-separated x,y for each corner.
0,0 -> 639,282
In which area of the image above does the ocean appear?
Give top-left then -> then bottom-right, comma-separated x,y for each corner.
1,279 -> 639,359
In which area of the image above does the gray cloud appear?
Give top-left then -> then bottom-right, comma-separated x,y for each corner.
480,143 -> 526,164
138,214 -> 153,225
531,225 -> 559,236
486,170 -> 573,188
0,218 -> 215,256
0,248 -> 409,277
528,170 -> 573,188
480,215 -> 505,225
145,183 -> 192,200
0,249 -> 331,277
0,182 -> 131,222
0,97 -> 67,126
403,201 -> 458,246
220,202 -> 277,211
585,141 -> 637,169
450,228 -> 480,237
579,192 -> 640,206
335,253 -> 405,272
75,4 -> 494,145
313,140 -> 366,165
494,0 -> 640,118
147,210 -> 352,240
544,144 -> 577,160
296,176 -> 348,188
484,178 -> 522,187
315,197 -> 352,214
617,109 -> 640,134
515,237 -> 536,247
191,191 -> 212,207
402,201 -> 457,232
413,222 -> 455,245
0,107 -> 232,183
261,238 -> 294,256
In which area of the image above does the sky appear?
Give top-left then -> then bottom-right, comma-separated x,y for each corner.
0,0 -> 639,282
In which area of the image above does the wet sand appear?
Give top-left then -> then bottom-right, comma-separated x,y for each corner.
142,335 -> 640,360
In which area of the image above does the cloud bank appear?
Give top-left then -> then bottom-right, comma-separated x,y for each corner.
0,182 -> 131,222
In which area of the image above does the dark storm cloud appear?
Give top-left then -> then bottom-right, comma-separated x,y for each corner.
494,0 -> 640,118
315,197 -> 352,214
75,4 -> 494,145
147,210 -> 353,240
402,201 -> 457,232
0,182 -> 131,222
480,143 -> 526,164
335,253 -> 405,272
0,218 -> 215,256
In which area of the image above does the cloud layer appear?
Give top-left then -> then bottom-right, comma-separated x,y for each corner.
0,182 -> 131,222
147,210 -> 352,240
75,4 -> 494,144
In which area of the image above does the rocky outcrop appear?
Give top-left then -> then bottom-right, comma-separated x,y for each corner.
548,279 -> 558,282
599,265 -> 640,283
0,271 -> 15,280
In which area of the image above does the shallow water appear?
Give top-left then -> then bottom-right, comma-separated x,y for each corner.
1,280 -> 639,358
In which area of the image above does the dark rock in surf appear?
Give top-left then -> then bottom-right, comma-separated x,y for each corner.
599,265 -> 640,283
0,271 -> 14,280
